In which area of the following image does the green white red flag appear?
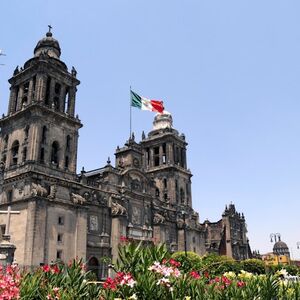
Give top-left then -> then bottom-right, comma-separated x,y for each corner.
131,90 -> 164,114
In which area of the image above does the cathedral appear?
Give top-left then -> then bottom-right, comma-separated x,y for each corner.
0,30 -> 251,277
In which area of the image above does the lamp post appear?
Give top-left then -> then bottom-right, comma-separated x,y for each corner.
0,49 -> 5,66
181,209 -> 187,257
270,233 -> 281,243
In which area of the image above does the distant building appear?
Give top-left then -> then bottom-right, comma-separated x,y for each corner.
202,203 -> 251,260
262,240 -> 291,266
0,30 -> 252,276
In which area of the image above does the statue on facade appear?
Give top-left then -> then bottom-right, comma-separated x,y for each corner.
31,183 -> 48,197
71,193 -> 86,205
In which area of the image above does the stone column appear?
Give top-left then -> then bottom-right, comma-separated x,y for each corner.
168,143 -> 174,164
67,132 -> 78,174
36,74 -> 46,102
31,199 -> 47,266
149,148 -> 154,168
24,200 -> 37,266
60,86 -> 67,113
67,87 -> 76,116
159,145 -> 163,165
49,79 -> 55,108
183,149 -> 187,169
16,86 -> 24,111
27,79 -> 34,104
111,216 -> 127,263
30,124 -> 41,162
153,225 -> 161,245
75,207 -> 87,259
177,229 -> 185,252
7,87 -> 18,115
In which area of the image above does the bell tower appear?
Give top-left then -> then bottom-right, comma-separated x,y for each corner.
0,29 -> 87,266
140,113 -> 192,209
0,28 -> 81,179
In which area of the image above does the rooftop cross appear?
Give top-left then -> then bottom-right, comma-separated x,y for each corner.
48,25 -> 52,33
0,206 -> 20,237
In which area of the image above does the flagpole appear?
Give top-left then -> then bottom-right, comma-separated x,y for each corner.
129,86 -> 132,138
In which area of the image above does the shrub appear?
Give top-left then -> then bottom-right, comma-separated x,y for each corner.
240,259 -> 266,274
197,253 -> 241,276
171,251 -> 202,272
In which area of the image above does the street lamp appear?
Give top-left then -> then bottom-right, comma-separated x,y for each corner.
270,233 -> 281,243
0,50 -> 6,66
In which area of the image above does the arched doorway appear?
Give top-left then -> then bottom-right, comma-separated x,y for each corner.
87,256 -> 99,280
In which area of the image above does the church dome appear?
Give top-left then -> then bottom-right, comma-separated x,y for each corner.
273,240 -> 290,256
34,31 -> 61,59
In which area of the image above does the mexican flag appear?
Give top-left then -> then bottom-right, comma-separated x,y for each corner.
131,90 -> 164,114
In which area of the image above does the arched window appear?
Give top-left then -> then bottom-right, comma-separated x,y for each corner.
65,156 -> 69,169
155,188 -> 160,198
21,96 -> 28,108
163,178 -> 167,189
53,96 -> 59,110
164,193 -> 168,201
55,83 -> 61,95
180,188 -> 185,204
87,256 -> 99,280
41,126 -> 47,143
4,135 -> 8,149
11,140 -> 19,165
64,87 -> 69,113
51,141 -> 59,165
22,147 -> 27,162
66,135 -> 71,151
24,125 -> 29,140
45,77 -> 51,105
40,147 -> 45,163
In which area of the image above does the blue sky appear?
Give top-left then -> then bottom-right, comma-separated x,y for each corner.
1,0 -> 300,258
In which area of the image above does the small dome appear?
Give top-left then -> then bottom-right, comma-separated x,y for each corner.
273,240 -> 290,256
34,31 -> 61,59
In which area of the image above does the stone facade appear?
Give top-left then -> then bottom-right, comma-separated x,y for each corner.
203,204 -> 251,260
0,31 -> 251,276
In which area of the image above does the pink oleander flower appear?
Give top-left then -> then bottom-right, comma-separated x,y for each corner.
103,272 -> 136,290
51,265 -> 60,274
42,265 -> 51,272
102,277 -> 117,290
221,276 -> 232,286
169,258 -> 181,268
148,261 -> 181,278
0,265 -> 21,300
204,271 -> 210,278
190,270 -> 201,279
237,280 -> 246,288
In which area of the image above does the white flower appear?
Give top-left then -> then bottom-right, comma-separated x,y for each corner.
276,269 -> 289,277
127,278 -> 136,288
128,294 -> 138,300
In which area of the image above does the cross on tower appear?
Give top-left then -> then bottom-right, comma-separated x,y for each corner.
48,25 -> 52,33
0,206 -> 20,237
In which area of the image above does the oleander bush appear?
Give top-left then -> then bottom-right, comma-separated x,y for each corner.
1,241 -> 300,299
